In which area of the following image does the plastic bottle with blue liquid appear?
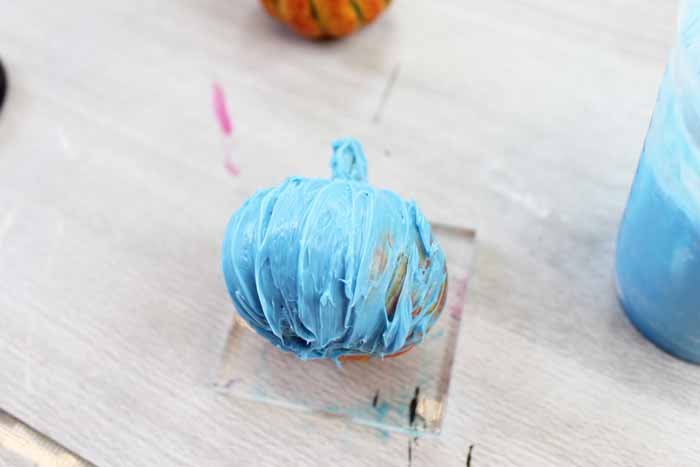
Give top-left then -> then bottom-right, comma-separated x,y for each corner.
616,0 -> 700,363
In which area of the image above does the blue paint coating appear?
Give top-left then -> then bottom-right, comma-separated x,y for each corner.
222,138 -> 447,362
616,1 -> 700,363
331,138 -> 368,182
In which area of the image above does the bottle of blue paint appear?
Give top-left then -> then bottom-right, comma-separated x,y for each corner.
616,0 -> 700,363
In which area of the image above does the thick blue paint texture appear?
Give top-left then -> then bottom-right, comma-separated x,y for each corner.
616,1 -> 700,363
222,138 -> 447,362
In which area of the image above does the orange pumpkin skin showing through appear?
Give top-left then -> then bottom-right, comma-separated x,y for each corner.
260,0 -> 391,39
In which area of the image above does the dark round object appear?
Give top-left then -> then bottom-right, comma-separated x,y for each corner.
0,60 -> 7,110
0,58 -> 6,112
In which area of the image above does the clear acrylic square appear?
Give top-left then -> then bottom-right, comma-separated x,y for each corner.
212,223 -> 476,437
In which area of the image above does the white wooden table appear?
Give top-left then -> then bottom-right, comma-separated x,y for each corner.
2,1 -> 699,466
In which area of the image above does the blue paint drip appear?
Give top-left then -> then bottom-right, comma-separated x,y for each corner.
222,138 -> 447,361
374,401 -> 391,423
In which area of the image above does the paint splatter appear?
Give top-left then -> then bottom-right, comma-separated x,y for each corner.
407,439 -> 412,467
372,390 -> 380,408
0,57 -> 6,112
375,401 -> 390,423
449,275 -> 469,319
224,144 -> 240,176
212,82 -> 240,175
466,444 -> 474,467
213,82 -> 233,136
409,387 -> 420,426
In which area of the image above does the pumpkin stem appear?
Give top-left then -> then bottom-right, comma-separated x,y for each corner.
330,138 -> 368,182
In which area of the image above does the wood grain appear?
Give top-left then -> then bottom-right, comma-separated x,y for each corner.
1,0 -> 698,466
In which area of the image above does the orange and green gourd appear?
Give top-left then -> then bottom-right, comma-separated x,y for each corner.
260,0 -> 392,39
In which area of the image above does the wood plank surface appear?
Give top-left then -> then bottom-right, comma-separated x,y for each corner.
2,1 -> 698,466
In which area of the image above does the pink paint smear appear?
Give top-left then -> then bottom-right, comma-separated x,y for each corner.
212,82 -> 233,135
212,82 -> 239,175
448,275 -> 469,319
224,145 -> 240,176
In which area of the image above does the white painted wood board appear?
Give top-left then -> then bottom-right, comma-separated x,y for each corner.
2,1 -> 699,466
